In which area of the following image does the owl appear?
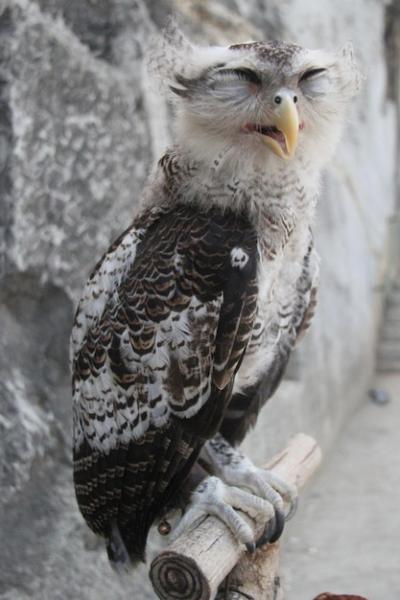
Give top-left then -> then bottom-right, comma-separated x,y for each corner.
71,24 -> 359,570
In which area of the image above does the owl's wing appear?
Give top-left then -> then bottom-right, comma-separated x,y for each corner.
220,231 -> 319,445
71,203 -> 258,561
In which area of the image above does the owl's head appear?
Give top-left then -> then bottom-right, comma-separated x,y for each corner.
149,24 -> 361,170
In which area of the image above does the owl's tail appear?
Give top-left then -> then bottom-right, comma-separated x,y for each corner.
106,517 -> 151,573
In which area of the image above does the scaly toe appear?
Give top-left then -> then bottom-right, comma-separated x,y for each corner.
170,476 -> 262,550
262,470 -> 298,520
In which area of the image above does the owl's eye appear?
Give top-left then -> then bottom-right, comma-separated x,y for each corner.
232,68 -> 261,84
215,67 -> 261,85
299,68 -> 327,82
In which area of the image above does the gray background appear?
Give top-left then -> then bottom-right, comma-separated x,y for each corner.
0,0 -> 399,598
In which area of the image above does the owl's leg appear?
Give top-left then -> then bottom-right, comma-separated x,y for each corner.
170,475 -> 275,551
201,433 -> 298,547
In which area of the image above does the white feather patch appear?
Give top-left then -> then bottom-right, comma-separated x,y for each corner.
230,247 -> 249,269
70,228 -> 144,360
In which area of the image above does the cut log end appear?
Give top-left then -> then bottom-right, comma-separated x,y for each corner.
150,551 -> 211,600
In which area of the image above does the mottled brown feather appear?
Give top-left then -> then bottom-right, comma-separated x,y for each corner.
72,201 -> 259,560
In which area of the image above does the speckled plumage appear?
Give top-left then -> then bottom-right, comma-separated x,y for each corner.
72,30 -> 359,564
72,197 -> 259,559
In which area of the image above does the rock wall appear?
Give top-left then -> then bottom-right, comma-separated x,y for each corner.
0,1 -> 398,598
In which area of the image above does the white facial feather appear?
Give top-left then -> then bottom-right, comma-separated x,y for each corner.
147,24 -> 360,173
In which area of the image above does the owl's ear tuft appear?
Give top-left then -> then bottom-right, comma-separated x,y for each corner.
146,18 -> 196,99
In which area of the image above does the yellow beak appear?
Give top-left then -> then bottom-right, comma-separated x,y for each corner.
261,93 -> 299,159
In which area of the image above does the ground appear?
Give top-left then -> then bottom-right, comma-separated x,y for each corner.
282,374 -> 400,600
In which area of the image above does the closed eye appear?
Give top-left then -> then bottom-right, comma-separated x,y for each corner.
215,67 -> 261,85
299,68 -> 327,82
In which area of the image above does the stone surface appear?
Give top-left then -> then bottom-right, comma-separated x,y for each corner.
0,0 -> 398,598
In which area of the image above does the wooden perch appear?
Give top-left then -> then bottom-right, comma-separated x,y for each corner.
150,433 -> 321,600
215,542 -> 282,600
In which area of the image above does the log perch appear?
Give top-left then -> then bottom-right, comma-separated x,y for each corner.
150,433 -> 322,600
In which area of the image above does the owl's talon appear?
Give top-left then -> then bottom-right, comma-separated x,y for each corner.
255,502 -> 285,547
269,503 -> 285,542
256,520 -> 275,548
170,476 -> 275,550
246,541 -> 256,553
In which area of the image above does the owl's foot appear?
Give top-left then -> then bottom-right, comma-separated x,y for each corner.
218,463 -> 298,547
169,475 -> 275,552
202,434 -> 298,547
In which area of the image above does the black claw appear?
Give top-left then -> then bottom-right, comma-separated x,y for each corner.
269,505 -> 285,543
246,541 -> 256,553
255,512 -> 276,549
256,504 -> 286,548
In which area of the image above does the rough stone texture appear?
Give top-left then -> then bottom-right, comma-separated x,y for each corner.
0,0 -> 398,598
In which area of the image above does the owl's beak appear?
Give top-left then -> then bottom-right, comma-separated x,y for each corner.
263,92 -> 299,159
